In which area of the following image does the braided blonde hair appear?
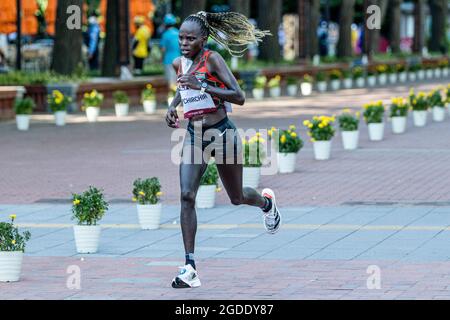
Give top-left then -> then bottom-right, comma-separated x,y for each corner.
184,11 -> 271,57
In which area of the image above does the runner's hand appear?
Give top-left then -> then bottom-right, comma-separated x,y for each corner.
166,105 -> 179,128
177,74 -> 201,90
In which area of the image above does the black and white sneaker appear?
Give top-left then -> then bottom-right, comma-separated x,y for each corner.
261,188 -> 281,234
171,264 -> 201,288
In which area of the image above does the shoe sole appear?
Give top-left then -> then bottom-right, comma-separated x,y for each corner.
261,188 -> 282,234
172,277 -> 201,289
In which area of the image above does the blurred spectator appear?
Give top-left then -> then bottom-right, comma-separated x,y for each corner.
160,14 -> 180,87
132,15 -> 151,75
0,34 -> 8,73
318,21 -> 329,56
84,15 -> 101,70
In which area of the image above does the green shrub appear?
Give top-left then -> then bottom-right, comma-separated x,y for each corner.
0,215 -> 31,252
363,101 -> 385,123
113,90 -> 129,104
48,90 -> 71,113
338,109 -> 360,131
71,186 -> 109,226
390,97 -> 409,117
132,177 -> 162,205
14,97 -> 35,115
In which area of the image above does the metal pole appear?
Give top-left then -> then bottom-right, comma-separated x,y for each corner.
16,0 -> 22,70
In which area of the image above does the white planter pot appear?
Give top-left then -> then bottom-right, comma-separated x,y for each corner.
368,123 -> 384,141
442,68 -> 449,77
391,116 -> 407,134
73,225 -> 101,254
313,141 -> 332,160
388,73 -> 397,84
378,74 -> 387,86
398,72 -> 407,83
137,203 -> 162,230
54,111 -> 67,126
355,77 -> 365,88
269,87 -> 281,98
16,115 -> 30,131
196,185 -> 216,209
413,110 -> 427,127
0,251 -> 24,282
426,69 -> 433,79
300,82 -> 312,95
85,106 -> 100,122
408,72 -> 417,82
252,88 -> 265,100
286,84 -> 298,97
243,167 -> 261,189
432,107 -> 445,122
277,152 -> 297,173
317,81 -> 327,93
367,76 -> 376,87
434,68 -> 441,78
448,103 -> 450,116
417,70 -> 425,80
330,79 -> 341,91
341,130 -> 359,150
143,100 -> 157,114
343,78 -> 353,89
115,103 -> 129,117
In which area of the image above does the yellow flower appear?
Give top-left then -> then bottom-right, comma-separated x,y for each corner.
11,240 -> 16,245
289,125 -> 296,131
90,91 -> 97,98
290,132 -> 297,138
9,214 -> 16,220
255,132 -> 261,137
310,138 -> 316,142
156,191 -> 163,196
146,84 -> 153,90
318,123 -> 324,129
308,124 -> 313,129
216,187 -> 222,192
307,132 -> 311,136
73,199 -> 80,206
355,112 -> 361,118
258,138 -> 266,144
84,93 -> 89,98
139,191 -> 145,196
280,134 -> 287,144
132,197 -> 137,202
55,97 -> 63,104
303,120 -> 310,126
343,108 -> 351,113
267,130 -> 273,137
242,138 -> 248,144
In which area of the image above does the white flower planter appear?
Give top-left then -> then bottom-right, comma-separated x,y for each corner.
367,76 -> 376,87
343,78 -> 353,89
378,74 -> 387,86
442,68 -> 449,77
317,81 -> 327,93
0,251 -> 24,282
143,100 -> 157,114
252,88 -> 265,100
54,111 -> 67,126
426,69 -> 433,79
432,107 -> 445,122
398,72 -> 407,83
85,106 -> 100,122
269,87 -> 281,98
300,82 -> 312,95
286,84 -> 298,97
277,152 -> 297,173
115,103 -> 129,117
196,185 -> 216,209
355,77 -> 365,88
330,79 -> 341,91
243,167 -> 261,189
73,225 -> 101,254
413,110 -> 427,127
408,72 -> 417,82
417,70 -> 425,80
16,115 -> 30,131
434,68 -> 441,78
137,203 -> 162,230
368,123 -> 384,141
388,73 -> 397,84
313,141 -> 332,160
391,116 -> 407,134
341,130 -> 359,150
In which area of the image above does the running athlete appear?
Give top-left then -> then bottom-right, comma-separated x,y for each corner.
165,11 -> 281,289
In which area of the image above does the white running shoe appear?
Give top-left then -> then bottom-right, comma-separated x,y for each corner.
171,264 -> 201,288
261,188 -> 281,234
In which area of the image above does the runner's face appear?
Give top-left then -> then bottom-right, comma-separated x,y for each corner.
179,21 -> 206,59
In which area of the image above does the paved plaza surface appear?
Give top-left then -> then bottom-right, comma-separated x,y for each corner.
1,80 -> 450,299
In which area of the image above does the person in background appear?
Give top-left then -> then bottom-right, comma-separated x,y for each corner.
85,15 -> 101,70
160,14 -> 180,87
132,16 -> 151,75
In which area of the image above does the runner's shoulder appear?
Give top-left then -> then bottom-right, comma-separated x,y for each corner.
172,57 -> 181,70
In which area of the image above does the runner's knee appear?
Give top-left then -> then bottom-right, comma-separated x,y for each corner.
181,191 -> 196,206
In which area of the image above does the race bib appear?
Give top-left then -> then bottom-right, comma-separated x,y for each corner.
179,87 -> 217,119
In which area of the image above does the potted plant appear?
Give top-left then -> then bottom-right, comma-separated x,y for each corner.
286,77 -> 299,97
242,133 -> 266,188
268,75 -> 281,98
82,90 -> 104,122
48,90 -> 71,126
0,215 -> 31,282
397,64 -> 407,83
304,116 -> 335,160
132,177 -> 163,230
14,97 -> 35,131
408,64 -> 419,81
300,74 -> 313,95
328,69 -> 342,91
315,71 -> 328,92
71,186 -> 109,254
238,79 -> 247,99
352,67 -> 365,88
424,64 -> 434,79
409,89 -> 429,127
141,84 -> 157,114
367,69 -> 377,87
416,64 -> 425,80
252,76 -> 267,100
342,69 -> 353,89
338,109 -> 360,150
376,64 -> 388,85
363,100 -> 385,141
387,64 -> 397,84
389,97 -> 409,134
196,162 -> 220,209
433,62 -> 442,78
273,125 -> 303,173
113,90 -> 129,117
428,89 -> 445,122
439,59 -> 449,77
167,85 -> 177,106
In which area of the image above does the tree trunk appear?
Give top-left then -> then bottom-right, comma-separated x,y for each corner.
413,0 -> 425,53
309,0 -> 320,57
102,0 -> 119,77
51,0 -> 83,75
428,0 -> 448,53
371,0 -> 388,53
229,0 -> 250,17
180,0 -> 206,21
389,0 -> 402,53
337,0 -> 355,57
258,0 -> 281,62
